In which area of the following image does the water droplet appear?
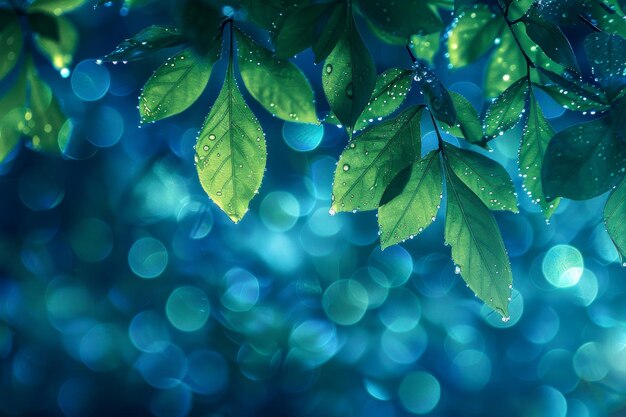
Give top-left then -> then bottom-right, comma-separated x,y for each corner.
342,164 -> 350,172
325,64 -> 333,74
208,134 -> 216,141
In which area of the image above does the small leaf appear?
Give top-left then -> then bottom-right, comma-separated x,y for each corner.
33,15 -> 78,71
445,91 -> 483,144
522,13 -> 579,72
28,0 -> 85,15
448,4 -> 503,68
274,2 -> 334,59
378,151 -> 443,249
195,56 -> 266,223
410,32 -> 441,65
0,9 -> 22,82
542,116 -> 626,201
331,106 -> 423,213
23,58 -> 70,154
312,2 -> 347,63
358,0 -> 444,43
521,90 -> 560,217
444,144 -> 518,212
584,32 -> 626,101
140,45 -> 221,124
414,62 -> 456,126
322,12 -> 377,132
444,165 -> 512,318
236,30 -> 318,125
103,26 -> 185,62
604,176 -> 626,263
483,77 -> 529,139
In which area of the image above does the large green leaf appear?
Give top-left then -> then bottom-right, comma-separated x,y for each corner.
444,144 -> 518,212
326,68 -> 413,131
322,12 -> 377,132
0,9 -> 22,82
103,26 -> 185,62
445,92 -> 483,144
358,0 -> 444,43
378,151 -> 443,249
274,2 -> 334,59
140,45 -> 220,124
23,59 -> 69,154
604,177 -> 626,263
444,165 -> 512,318
448,4 -> 503,68
521,90 -> 559,217
542,116 -> 626,201
195,56 -> 266,223
33,15 -> 78,71
584,32 -> 626,101
414,62 -> 456,126
331,106 -> 423,213
28,0 -> 85,15
483,77 -> 529,139
236,30 -> 318,124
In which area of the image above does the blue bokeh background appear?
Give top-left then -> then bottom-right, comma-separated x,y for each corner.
1,2 -> 625,417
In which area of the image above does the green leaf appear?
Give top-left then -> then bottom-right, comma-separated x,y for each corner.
23,58 -> 70,154
140,45 -> 221,124
33,15 -> 78,72
327,68 -> 413,131
195,56 -> 266,223
28,0 -> 85,15
0,9 -> 22,82
534,67 -> 609,112
331,106 -> 423,213
542,116 -> 626,201
358,0 -> 444,43
414,62 -> 456,126
378,151 -> 443,249
177,1 -> 222,54
410,33 -> 441,65
604,176 -> 626,263
522,13 -> 579,72
521,90 -> 560,217
274,2 -> 335,59
445,91 -> 483,144
103,26 -> 185,62
444,144 -> 518,212
236,30 -> 318,125
444,165 -> 512,318
312,2 -> 348,63
483,77 -> 529,139
237,0 -> 305,34
584,32 -> 626,101
448,4 -> 503,68
322,12 -> 377,132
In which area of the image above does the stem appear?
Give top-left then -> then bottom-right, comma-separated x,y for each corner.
496,1 -> 535,69
405,45 -> 417,63
429,111 -> 446,156
578,14 -> 601,32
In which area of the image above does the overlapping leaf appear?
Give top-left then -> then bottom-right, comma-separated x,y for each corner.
604,177 -> 626,263
483,77 -> 529,139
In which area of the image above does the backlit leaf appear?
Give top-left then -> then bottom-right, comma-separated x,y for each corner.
444,165 -> 512,318
140,45 -> 221,124
33,15 -> 78,71
604,176 -> 626,263
331,106 -> 423,213
483,77 -> 529,139
446,91 -> 483,144
584,32 -> 626,101
195,56 -> 266,223
28,0 -> 85,15
410,32 -> 441,65
103,26 -> 185,62
448,4 -> 503,68
236,30 -> 318,124
378,151 -> 443,249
